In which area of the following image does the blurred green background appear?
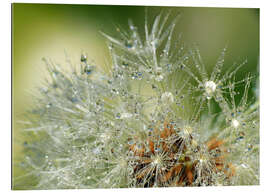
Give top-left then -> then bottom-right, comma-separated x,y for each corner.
12,3 -> 259,189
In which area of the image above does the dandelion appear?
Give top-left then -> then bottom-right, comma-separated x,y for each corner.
15,11 -> 259,189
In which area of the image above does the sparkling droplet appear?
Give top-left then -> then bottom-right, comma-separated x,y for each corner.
120,112 -> 133,119
150,39 -> 158,47
154,147 -> 161,153
115,112 -> 121,119
81,54 -> 87,62
236,131 -> 245,141
205,81 -> 217,98
93,147 -> 101,155
131,72 -> 143,80
46,103 -> 52,108
122,62 -> 129,67
232,119 -> 240,128
125,40 -> 133,49
84,64 -> 94,75
156,67 -> 162,75
180,64 -> 185,69
152,84 -> 157,89
246,144 -> 253,152
161,92 -> 174,104
155,75 -> 164,82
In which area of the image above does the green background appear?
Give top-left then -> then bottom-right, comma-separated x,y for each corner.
12,3 -> 259,189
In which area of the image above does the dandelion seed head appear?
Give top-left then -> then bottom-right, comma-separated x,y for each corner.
18,11 -> 259,189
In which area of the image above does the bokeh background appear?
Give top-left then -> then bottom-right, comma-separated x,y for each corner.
12,3 -> 259,189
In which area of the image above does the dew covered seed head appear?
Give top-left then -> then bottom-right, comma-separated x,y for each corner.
17,11 -> 259,189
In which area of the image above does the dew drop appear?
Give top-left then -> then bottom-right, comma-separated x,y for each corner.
122,62 -> 129,67
115,112 -> 121,119
84,64 -> 94,75
154,147 -> 161,153
161,92 -> 174,104
125,40 -> 133,49
81,54 -> 87,62
180,64 -> 185,70
205,81 -> 217,97
152,84 -> 157,89
93,147 -> 101,155
46,103 -> 52,108
232,119 -> 240,128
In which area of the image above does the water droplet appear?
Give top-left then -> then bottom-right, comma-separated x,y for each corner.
232,119 -> 240,128
84,64 -> 94,75
155,75 -> 163,82
120,112 -> 133,119
150,39 -> 158,47
152,84 -> 157,89
125,40 -> 133,49
166,63 -> 172,70
128,139 -> 134,145
246,144 -> 253,152
205,81 -> 217,97
236,131 -> 245,141
81,54 -> 87,62
180,64 -> 185,69
161,92 -> 174,104
154,147 -> 161,153
46,103 -> 52,108
131,71 -> 143,80
156,67 -> 162,75
108,43 -> 113,50
122,62 -> 129,67
115,112 -> 121,119
93,147 -> 101,155
70,97 -> 78,103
